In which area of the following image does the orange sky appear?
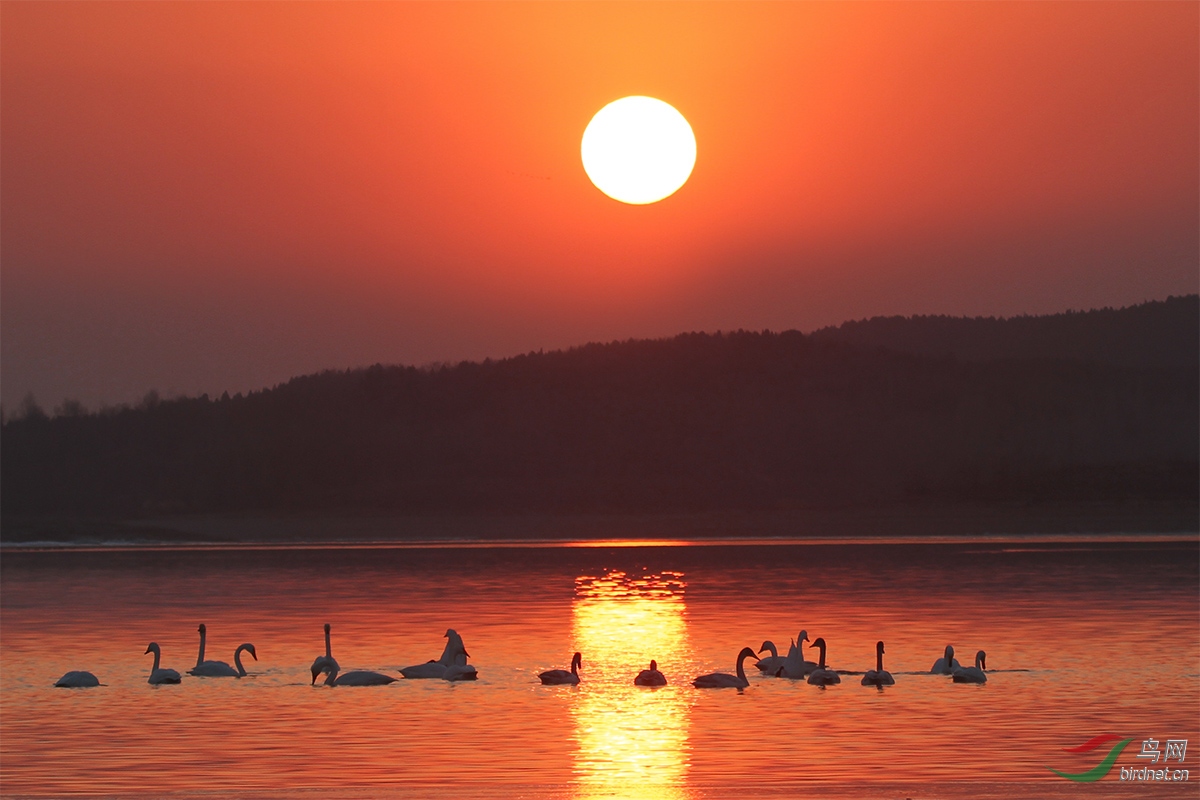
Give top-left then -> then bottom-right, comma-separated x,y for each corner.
2,1 -> 1196,410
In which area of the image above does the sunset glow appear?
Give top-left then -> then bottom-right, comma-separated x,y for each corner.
1,2 -> 1194,409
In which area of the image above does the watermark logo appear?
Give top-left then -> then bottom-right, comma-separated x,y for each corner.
1048,734 -> 1189,783
1047,734 -> 1133,782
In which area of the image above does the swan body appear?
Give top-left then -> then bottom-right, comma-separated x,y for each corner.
539,652 -> 581,685
806,637 -> 841,686
931,644 -> 961,674
754,641 -> 786,674
190,624 -> 257,677
952,650 -> 987,683
144,643 -> 181,685
635,660 -> 667,687
55,670 -> 100,688
861,640 -> 895,686
310,623 -> 341,684
778,631 -> 818,679
401,629 -> 471,679
192,643 -> 257,677
443,663 -> 478,682
401,660 -> 449,679
693,647 -> 756,688
321,667 -> 397,686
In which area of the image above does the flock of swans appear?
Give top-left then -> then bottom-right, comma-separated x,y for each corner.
55,623 -> 987,689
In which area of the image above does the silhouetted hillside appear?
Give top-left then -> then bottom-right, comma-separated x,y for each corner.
810,295 -> 1198,368
2,297 -> 1196,525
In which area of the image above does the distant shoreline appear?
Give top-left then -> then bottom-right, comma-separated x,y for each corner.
3,501 -> 1196,547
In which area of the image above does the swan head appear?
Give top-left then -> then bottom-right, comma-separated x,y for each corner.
311,655 -> 331,684
758,640 -> 775,655
944,644 -> 955,661
811,637 -> 828,666
649,660 -> 657,671
737,646 -> 757,662
976,650 -> 986,670
798,630 -> 810,642
198,623 -> 206,634
144,642 -> 160,656
876,640 -> 885,655
324,623 -> 331,634
242,644 -> 258,661
571,652 -> 582,670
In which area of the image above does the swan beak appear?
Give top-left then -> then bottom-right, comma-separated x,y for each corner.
463,649 -> 470,658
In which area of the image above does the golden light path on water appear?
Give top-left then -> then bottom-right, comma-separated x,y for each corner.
571,570 -> 693,800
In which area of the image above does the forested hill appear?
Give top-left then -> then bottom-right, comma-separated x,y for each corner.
810,295 -> 1198,368
2,296 -> 1196,520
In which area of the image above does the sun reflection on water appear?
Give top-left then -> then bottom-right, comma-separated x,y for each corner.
570,570 -> 693,800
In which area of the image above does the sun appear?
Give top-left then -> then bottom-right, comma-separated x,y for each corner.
581,96 -> 696,205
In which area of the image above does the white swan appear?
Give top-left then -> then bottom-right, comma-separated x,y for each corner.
55,670 -> 100,688
931,644 -> 961,674
310,623 -> 340,684
861,640 -> 895,686
401,629 -> 471,679
319,664 -> 397,686
693,647 -> 756,689
195,644 -> 257,677
144,642 -> 182,685
539,652 -> 581,685
806,637 -> 841,686
952,650 -> 987,683
190,625 -> 258,677
635,659 -> 667,687
754,640 -> 786,674
777,630 -> 818,678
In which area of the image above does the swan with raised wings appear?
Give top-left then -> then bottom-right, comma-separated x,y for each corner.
861,640 -> 895,686
635,660 -> 667,686
310,623 -> 340,684
952,650 -> 987,684
401,629 -> 471,679
144,643 -> 182,685
806,637 -> 841,686
777,630 -> 818,679
931,644 -> 961,674
693,647 -> 756,689
539,652 -> 581,685
55,670 -> 100,688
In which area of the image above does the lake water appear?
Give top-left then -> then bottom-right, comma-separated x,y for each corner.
2,537 -> 1197,798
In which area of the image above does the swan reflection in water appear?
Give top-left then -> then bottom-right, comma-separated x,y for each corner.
571,570 -> 691,800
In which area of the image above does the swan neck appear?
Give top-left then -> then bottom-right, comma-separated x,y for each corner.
151,648 -> 161,672
196,628 -> 206,668
324,628 -> 332,659
234,645 -> 246,676
877,650 -> 883,673
818,644 -> 826,669
736,651 -> 748,682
